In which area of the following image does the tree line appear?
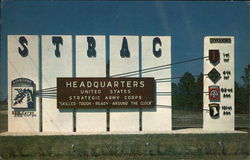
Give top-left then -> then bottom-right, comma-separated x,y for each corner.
172,65 -> 249,113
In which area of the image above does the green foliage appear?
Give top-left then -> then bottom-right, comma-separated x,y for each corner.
235,65 -> 249,113
172,72 -> 203,112
173,65 -> 249,113
235,82 -> 249,113
178,72 -> 196,108
241,65 -> 250,88
0,98 -> 7,105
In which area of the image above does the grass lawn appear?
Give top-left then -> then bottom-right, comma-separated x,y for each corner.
0,107 -> 249,159
0,134 -> 249,159
2,155 -> 250,160
0,112 -> 7,133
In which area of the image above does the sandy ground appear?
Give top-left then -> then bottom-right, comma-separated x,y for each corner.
0,110 -> 7,115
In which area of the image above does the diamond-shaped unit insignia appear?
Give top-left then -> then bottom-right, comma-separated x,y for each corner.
208,68 -> 221,84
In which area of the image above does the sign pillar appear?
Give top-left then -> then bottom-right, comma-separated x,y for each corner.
8,35 -> 40,132
203,36 -> 234,131
42,35 -> 73,132
75,35 -> 107,132
109,36 -> 139,132
141,36 -> 172,131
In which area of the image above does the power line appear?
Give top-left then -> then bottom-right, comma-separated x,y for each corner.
111,56 -> 208,77
155,74 -> 207,83
36,57 -> 207,92
36,87 -> 56,92
122,67 -> 171,77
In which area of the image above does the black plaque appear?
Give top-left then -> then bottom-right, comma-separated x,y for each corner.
57,78 -> 155,109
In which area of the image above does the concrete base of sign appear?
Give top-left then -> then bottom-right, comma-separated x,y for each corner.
75,35 -> 107,133
42,36 -> 73,132
8,35 -> 40,132
110,109 -> 139,132
142,96 -> 172,131
141,36 -> 172,132
76,109 -> 107,132
109,36 -> 140,133
42,99 -> 73,132
0,128 -> 246,136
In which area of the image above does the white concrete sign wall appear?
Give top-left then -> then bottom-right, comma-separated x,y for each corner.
42,35 -> 73,132
203,36 -> 234,131
8,35 -> 40,132
7,35 -> 174,133
141,36 -> 172,131
75,35 -> 107,132
109,36 -> 140,132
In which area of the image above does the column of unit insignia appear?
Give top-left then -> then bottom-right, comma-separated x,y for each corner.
203,36 -> 234,131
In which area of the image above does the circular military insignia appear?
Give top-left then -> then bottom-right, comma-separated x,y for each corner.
210,90 -> 219,98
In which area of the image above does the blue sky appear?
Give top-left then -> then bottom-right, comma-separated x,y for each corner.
0,1 -> 249,100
